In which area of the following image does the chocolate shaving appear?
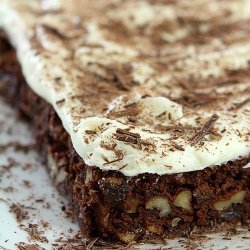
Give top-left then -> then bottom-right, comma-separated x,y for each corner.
35,199 -> 44,203
111,64 -> 134,91
175,94 -> 217,108
113,71 -> 131,91
139,139 -> 154,146
86,238 -> 99,250
56,98 -> 65,105
79,42 -> 104,49
156,124 -> 221,139
128,117 -> 137,123
118,164 -> 128,170
23,223 -> 48,243
229,97 -> 250,111
170,142 -> 185,151
41,24 -> 77,40
114,133 -> 138,144
116,128 -> 141,138
156,111 -> 167,118
190,114 -> 219,146
115,128 -> 154,148
93,62 -> 134,91
103,157 -> 124,165
85,130 -> 97,135
100,141 -> 117,150
107,107 -> 140,118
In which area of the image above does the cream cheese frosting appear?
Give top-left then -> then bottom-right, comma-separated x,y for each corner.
0,0 -> 249,176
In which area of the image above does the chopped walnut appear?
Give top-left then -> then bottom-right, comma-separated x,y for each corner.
146,197 -> 171,217
117,231 -> 135,243
172,217 -> 182,227
174,190 -> 192,210
214,190 -> 246,211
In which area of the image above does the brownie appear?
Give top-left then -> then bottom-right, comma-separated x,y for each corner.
0,33 -> 249,243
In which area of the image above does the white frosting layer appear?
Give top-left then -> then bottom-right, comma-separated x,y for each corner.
0,0 -> 249,176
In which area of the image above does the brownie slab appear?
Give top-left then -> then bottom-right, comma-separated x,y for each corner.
0,33 -> 249,243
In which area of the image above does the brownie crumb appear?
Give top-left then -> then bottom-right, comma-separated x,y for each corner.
10,203 -> 30,222
22,223 -> 48,243
16,242 -> 43,250
0,157 -> 18,174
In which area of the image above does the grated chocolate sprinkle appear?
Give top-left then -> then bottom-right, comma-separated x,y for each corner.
170,141 -> 185,151
114,128 -> 154,149
229,97 -> 250,111
116,128 -> 141,138
107,107 -> 140,118
190,114 -> 219,146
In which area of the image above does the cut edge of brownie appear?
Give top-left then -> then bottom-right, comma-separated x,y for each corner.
0,32 -> 249,244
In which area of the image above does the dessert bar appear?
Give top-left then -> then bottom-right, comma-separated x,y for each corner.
0,0 -> 249,243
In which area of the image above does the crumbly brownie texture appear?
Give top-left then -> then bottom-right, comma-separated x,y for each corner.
0,34 -> 249,243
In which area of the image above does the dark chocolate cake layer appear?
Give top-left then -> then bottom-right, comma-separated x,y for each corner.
0,33 -> 249,243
